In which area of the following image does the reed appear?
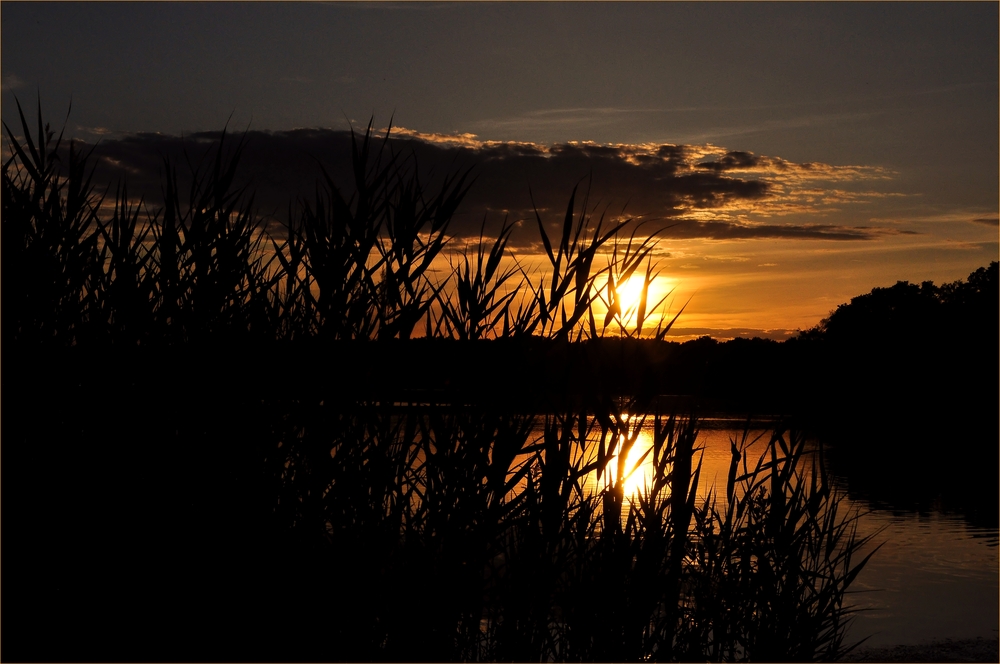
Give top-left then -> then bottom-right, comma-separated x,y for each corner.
2,101 -> 875,662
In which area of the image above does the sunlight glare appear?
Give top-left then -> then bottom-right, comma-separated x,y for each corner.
621,427 -> 657,498
591,421 -> 659,500
609,274 -> 675,334
617,276 -> 647,316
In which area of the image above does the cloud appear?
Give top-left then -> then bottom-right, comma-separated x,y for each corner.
971,217 -> 999,227
73,124 -> 120,138
872,211 -> 1000,228
1,73 -> 24,93
668,110 -> 883,145
390,127 -> 494,149
41,125 -> 900,245
652,220 -> 897,241
666,326 -> 797,342
695,150 -> 892,182
467,107 -> 669,135
331,2 -> 456,10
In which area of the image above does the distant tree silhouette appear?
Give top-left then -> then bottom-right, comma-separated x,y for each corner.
816,262 -> 998,346
796,262 -> 999,528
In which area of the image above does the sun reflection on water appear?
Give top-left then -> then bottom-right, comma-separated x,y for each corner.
564,417 -> 792,515
588,424 -> 659,499
508,416 -> 998,648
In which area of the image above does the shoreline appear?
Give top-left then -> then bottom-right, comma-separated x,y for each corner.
839,636 -> 1000,663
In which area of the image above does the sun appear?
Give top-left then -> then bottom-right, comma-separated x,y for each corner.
617,276 -> 646,316
610,274 -> 674,332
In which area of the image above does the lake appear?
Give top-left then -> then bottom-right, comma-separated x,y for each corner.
546,415 -> 999,649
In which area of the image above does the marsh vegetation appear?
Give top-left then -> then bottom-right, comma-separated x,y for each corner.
4,102 -> 948,663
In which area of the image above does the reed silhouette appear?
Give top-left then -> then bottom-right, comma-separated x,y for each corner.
3,100 -> 877,662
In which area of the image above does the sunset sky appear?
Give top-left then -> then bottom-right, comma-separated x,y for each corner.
3,2 -> 997,340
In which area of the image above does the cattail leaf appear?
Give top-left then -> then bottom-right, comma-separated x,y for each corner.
529,187 -> 556,267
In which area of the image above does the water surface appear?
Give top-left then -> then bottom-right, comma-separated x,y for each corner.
537,416 -> 999,648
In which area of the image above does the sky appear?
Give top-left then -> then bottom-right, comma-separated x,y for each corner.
2,2 -> 997,340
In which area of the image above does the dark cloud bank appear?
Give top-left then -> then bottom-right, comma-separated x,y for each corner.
66,126 -> 899,246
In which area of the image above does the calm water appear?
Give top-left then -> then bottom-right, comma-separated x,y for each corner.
693,421 -> 998,648
533,416 -> 999,648
845,508 -> 998,647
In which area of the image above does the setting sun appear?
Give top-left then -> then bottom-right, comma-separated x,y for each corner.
606,274 -> 677,335
617,276 -> 647,316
